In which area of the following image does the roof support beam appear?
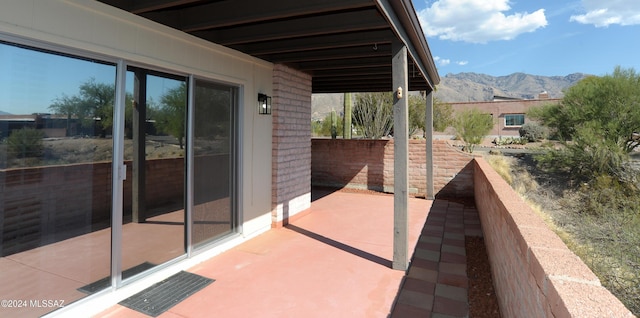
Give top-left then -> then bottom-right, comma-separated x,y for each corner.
392,40 -> 409,271
425,90 -> 434,200
295,56 -> 390,71
256,45 -> 391,64
141,0 -> 374,31
376,0 -> 437,90
228,30 -> 395,56
131,0 -> 202,13
193,10 -> 388,45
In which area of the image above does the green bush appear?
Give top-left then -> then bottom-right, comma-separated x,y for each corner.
7,128 -> 44,159
453,108 -> 493,152
535,122 -> 629,181
519,122 -> 548,142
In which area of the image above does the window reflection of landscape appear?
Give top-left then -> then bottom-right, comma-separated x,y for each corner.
0,42 -> 116,316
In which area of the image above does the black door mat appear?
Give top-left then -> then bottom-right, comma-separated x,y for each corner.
118,271 -> 214,317
78,262 -> 156,294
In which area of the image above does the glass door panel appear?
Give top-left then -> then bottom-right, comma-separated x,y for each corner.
121,68 -> 186,277
0,42 -> 115,316
192,79 -> 236,247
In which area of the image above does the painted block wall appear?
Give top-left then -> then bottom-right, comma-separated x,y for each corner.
473,158 -> 633,317
271,64 -> 312,226
311,139 -> 476,198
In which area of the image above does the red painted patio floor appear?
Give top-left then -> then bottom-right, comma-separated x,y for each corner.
97,188 -> 481,318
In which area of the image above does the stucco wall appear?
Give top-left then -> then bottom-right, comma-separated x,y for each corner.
0,0 -> 274,237
311,139 -> 476,198
473,158 -> 633,317
435,99 -> 561,137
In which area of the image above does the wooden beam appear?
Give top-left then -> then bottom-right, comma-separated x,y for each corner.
227,30 -> 394,56
262,44 -> 391,64
169,0 -> 375,31
392,39 -> 409,271
425,90 -> 434,200
312,66 -> 391,78
195,10 -> 388,45
131,0 -> 202,13
294,56 -> 390,71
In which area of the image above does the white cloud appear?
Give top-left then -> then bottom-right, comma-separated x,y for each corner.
570,0 -> 640,27
434,56 -> 451,66
434,57 -> 469,67
418,0 -> 548,43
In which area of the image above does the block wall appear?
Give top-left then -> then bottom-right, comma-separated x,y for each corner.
311,139 -> 476,198
271,64 -> 313,226
473,158 -> 633,317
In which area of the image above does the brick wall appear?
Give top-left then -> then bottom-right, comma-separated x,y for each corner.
473,158 -> 633,317
271,64 -> 313,227
311,139 -> 476,198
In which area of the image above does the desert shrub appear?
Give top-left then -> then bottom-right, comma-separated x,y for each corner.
7,128 -> 44,159
519,122 -> 548,142
494,137 -> 527,146
535,122 -> 630,182
352,92 -> 394,139
433,98 -> 454,132
453,108 -> 493,152
507,155 -> 640,315
568,180 -> 640,314
576,174 -> 640,216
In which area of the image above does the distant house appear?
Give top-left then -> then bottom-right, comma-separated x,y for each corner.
0,114 -> 73,138
437,93 -> 560,138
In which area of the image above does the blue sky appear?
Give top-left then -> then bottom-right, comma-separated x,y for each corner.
0,43 -> 180,115
413,0 -> 640,77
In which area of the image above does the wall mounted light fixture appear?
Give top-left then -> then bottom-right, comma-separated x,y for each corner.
258,93 -> 271,115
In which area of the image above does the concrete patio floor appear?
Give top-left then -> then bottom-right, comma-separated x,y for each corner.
97,188 -> 482,318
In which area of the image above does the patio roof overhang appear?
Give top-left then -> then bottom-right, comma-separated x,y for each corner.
96,0 -> 440,93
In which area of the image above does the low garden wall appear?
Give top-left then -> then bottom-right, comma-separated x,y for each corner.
473,158 -> 633,317
311,138 -> 477,198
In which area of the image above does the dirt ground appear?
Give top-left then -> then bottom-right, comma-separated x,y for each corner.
466,236 -> 501,318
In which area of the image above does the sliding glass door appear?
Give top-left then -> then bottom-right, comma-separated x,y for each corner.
0,41 -> 116,316
0,39 -> 239,316
192,79 -> 237,247
120,68 -> 188,280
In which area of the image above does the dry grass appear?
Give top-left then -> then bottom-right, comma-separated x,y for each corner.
485,154 -> 513,185
1,137 -> 185,168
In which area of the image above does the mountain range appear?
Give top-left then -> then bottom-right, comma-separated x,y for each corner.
433,72 -> 588,102
312,72 -> 588,120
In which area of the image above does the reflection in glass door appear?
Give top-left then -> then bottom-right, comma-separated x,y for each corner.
0,41 -> 116,316
192,79 -> 237,247
121,68 -> 187,278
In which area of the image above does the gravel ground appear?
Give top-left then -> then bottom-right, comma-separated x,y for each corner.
466,236 -> 501,318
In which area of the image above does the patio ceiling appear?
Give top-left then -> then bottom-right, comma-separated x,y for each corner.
96,0 -> 440,93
